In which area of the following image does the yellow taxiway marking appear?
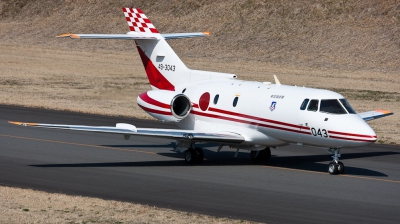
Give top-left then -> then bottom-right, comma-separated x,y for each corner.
0,133 -> 157,155
1,133 -> 399,184
262,165 -> 400,184
340,174 -> 400,184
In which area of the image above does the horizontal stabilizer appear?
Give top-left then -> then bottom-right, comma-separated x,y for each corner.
56,32 -> 210,40
358,110 -> 393,121
57,33 -> 159,40
162,32 -> 210,39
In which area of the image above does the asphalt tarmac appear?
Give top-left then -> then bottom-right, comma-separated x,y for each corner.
0,105 -> 399,223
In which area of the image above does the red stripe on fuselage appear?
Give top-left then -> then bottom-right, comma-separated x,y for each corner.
329,135 -> 376,143
328,130 -> 376,139
139,92 -> 170,109
191,110 -> 309,135
136,44 -> 175,91
208,107 -> 310,130
138,105 -> 172,116
191,108 -> 375,143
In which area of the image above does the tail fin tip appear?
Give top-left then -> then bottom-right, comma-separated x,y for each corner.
122,7 -> 159,34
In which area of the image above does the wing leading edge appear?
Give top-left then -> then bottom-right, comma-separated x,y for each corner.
8,121 -> 244,144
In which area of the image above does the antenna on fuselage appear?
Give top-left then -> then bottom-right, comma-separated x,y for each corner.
274,75 -> 281,86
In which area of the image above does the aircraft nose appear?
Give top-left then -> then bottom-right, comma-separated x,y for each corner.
346,118 -> 377,143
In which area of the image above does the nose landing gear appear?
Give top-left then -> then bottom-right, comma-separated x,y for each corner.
327,148 -> 344,175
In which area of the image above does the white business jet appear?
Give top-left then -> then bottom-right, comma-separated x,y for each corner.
9,8 -> 393,175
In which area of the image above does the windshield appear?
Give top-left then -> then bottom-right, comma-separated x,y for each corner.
320,99 -> 347,114
339,98 -> 356,114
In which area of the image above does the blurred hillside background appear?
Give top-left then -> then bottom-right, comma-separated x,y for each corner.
1,0 -> 399,144
1,0 -> 399,72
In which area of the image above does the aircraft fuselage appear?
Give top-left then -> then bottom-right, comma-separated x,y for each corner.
176,79 -> 376,149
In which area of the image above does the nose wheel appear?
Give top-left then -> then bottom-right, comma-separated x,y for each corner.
327,148 -> 344,175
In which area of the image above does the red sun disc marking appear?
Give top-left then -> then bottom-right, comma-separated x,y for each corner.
199,92 -> 210,111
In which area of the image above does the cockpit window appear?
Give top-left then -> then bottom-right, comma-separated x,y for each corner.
233,97 -> 239,107
307,99 -> 319,112
300,99 -> 309,110
214,94 -> 219,105
339,98 -> 356,114
320,99 -> 347,114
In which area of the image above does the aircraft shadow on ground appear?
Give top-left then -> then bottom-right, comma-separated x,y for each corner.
30,143 -> 399,177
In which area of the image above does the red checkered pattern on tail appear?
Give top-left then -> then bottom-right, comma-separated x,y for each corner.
122,8 -> 159,34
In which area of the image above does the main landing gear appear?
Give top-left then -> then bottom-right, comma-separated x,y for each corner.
184,147 -> 204,164
327,148 -> 344,175
250,147 -> 271,162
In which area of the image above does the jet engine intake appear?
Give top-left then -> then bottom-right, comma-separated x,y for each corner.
137,90 -> 192,122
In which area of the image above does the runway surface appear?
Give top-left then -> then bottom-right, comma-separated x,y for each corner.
0,105 -> 399,223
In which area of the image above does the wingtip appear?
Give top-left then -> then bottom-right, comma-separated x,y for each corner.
8,121 -> 21,125
202,31 -> 211,36
8,121 -> 38,126
56,33 -> 80,38
374,109 -> 393,114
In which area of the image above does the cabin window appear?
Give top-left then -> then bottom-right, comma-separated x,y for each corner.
233,97 -> 239,107
300,99 -> 309,110
339,98 -> 356,114
214,94 -> 219,105
307,99 -> 319,112
320,99 -> 347,114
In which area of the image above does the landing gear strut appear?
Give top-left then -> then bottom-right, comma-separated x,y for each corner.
250,147 -> 271,162
184,147 -> 204,164
327,148 -> 344,175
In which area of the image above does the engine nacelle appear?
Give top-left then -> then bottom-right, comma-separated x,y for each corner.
137,90 -> 192,122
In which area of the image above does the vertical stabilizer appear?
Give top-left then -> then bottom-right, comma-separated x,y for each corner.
123,7 -> 191,91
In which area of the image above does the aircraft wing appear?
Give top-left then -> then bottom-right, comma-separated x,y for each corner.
358,110 -> 394,121
8,121 -> 244,144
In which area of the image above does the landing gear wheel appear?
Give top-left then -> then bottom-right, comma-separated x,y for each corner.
194,147 -> 204,164
250,151 -> 260,161
262,147 -> 271,162
326,148 -> 344,175
250,147 -> 271,162
328,162 -> 339,175
184,148 -> 197,164
337,162 -> 344,174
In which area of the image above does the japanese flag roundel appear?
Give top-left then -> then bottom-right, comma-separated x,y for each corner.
199,92 -> 210,111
